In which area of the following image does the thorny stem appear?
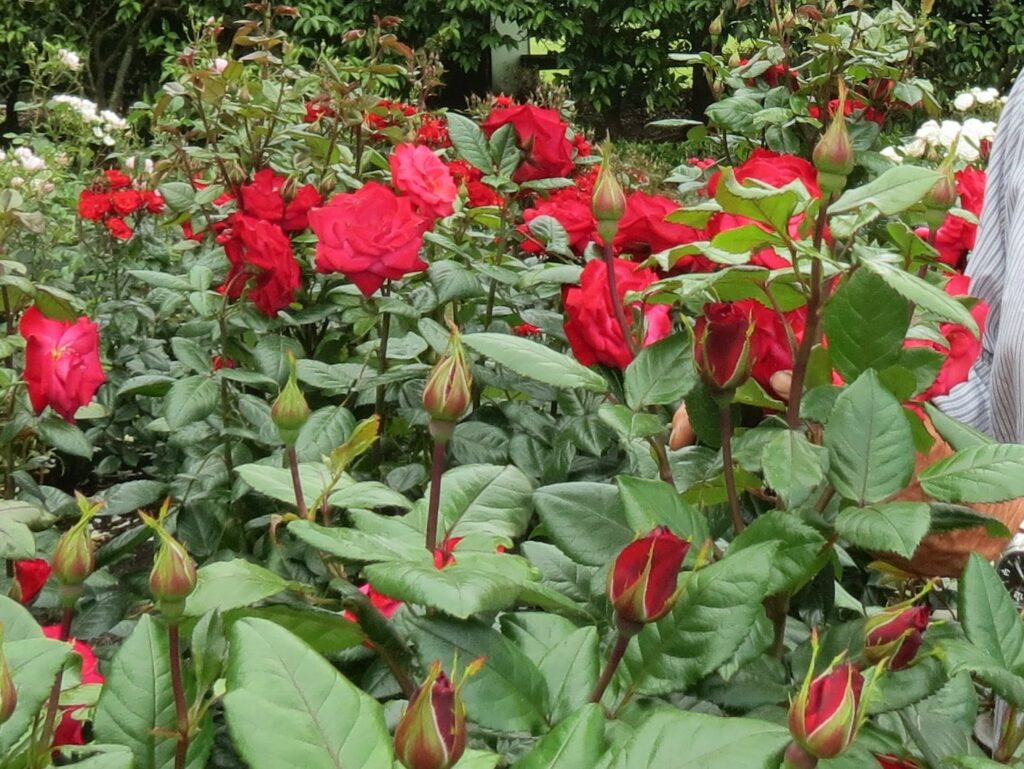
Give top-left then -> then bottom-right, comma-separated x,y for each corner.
374,287 -> 393,464
601,241 -> 639,358
169,623 -> 190,769
718,402 -> 745,534
766,593 -> 790,660
590,632 -> 631,705
286,445 -> 309,520
425,439 -> 447,552
36,606 -> 74,767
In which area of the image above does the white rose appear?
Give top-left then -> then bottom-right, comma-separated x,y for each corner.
953,92 -> 975,112
58,49 -> 81,71
915,119 -> 942,145
879,145 -> 902,163
976,88 -> 999,105
212,57 -> 228,74
902,138 -> 927,158
938,120 -> 963,149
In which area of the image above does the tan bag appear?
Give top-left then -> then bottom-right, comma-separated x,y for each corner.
876,421 -> 1024,578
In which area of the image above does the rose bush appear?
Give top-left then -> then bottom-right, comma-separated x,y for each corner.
1,5 -> 1024,769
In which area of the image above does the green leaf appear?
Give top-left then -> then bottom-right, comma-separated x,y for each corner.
163,375 -> 218,430
959,553 -> 1024,669
596,708 -> 789,769
447,112 -> 496,174
919,444 -> 1024,503
171,337 -> 213,374
37,415 -> 93,458
730,511 -> 827,594
761,430 -> 829,508
0,514 -> 34,559
924,402 -> 994,450
419,464 -> 534,540
824,270 -> 910,382
225,618 -> 392,769
0,595 -> 43,640
835,502 -> 932,558
463,333 -> 608,392
929,504 -> 1011,538
616,475 -> 709,545
624,332 -> 696,408
288,518 -> 422,563
511,704 -> 606,769
408,615 -> 549,733
96,480 -> 166,516
223,606 -> 364,655
824,370 -> 916,505
237,462 -> 330,510
831,165 -> 942,216
534,482 -> 633,566
253,336 -> 305,386
295,406 -> 355,463
714,167 -> 805,233
429,260 -> 484,303
94,616 -> 211,769
184,559 -> 293,617
0,639 -> 70,755
864,262 -> 978,333
597,404 -> 663,440
537,627 -> 600,723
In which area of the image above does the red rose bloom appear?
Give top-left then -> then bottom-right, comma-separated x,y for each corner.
615,190 -> 707,265
104,217 -> 133,240
240,168 -> 287,222
42,625 -> 104,747
19,306 -> 105,423
77,190 -> 110,221
481,104 -> 575,183
416,115 -> 451,149
694,302 -> 755,392
141,190 -> 165,214
103,169 -> 132,189
466,181 -> 503,208
513,323 -> 541,336
280,184 -> 322,232
218,215 -> 302,316
573,133 -> 593,157
110,189 -> 143,216
521,189 -> 598,255
304,100 -> 336,123
310,181 -> 429,296
390,144 -> 458,220
564,257 -> 672,369
13,559 -> 51,604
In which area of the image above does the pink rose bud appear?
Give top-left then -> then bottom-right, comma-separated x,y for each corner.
864,605 -> 930,670
271,354 -> 311,446
142,503 -> 197,621
423,327 -> 473,443
53,494 -> 100,605
592,147 -> 627,244
0,627 -> 15,724
395,661 -> 471,769
608,527 -> 690,633
788,654 -> 865,759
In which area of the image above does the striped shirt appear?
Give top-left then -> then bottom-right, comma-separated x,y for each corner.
934,75 -> 1024,442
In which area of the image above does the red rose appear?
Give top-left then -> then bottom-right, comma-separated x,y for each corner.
907,274 -> 988,400
481,105 -> 575,183
13,559 -> 51,604
520,189 -> 598,254
218,215 -> 302,316
104,217 -> 133,240
280,184 -> 322,232
563,257 -> 672,369
42,626 -> 104,747
240,168 -> 286,222
310,181 -> 429,296
110,189 -> 143,216
77,190 -> 110,221
745,300 -> 802,394
103,169 -> 132,189
304,100 -> 336,123
19,306 -> 105,423
572,133 -> 592,157
864,604 -> 931,670
416,115 -> 451,149
366,99 -> 416,133
141,190 -> 165,214
789,661 -> 865,758
465,181 -> 503,208
608,527 -> 690,629
513,323 -> 541,336
390,143 -> 458,220
614,190 -> 706,262
694,302 -> 755,392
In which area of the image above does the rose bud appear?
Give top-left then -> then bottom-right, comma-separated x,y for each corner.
789,656 -> 866,759
0,627 -> 15,724
864,605 -> 930,670
423,326 -> 473,444
141,504 -> 197,621
813,84 -> 855,194
52,494 -> 100,606
395,661 -> 470,769
693,302 -> 754,395
271,354 -> 310,446
923,154 -> 958,233
608,527 -> 690,633
592,147 -> 627,244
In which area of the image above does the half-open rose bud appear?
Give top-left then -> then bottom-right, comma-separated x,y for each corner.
864,605 -> 930,670
395,660 -> 476,769
789,651 -> 866,759
608,527 -> 690,633
423,326 -> 473,443
693,302 -> 754,395
53,494 -> 100,602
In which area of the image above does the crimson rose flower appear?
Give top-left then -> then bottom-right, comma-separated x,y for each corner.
563,258 -> 672,369
110,189 -> 143,216
481,104 -> 575,183
103,169 -> 132,189
694,302 -> 755,392
42,625 -> 104,746
310,181 -> 429,296
20,306 -> 105,423
390,144 -> 458,220
13,559 -> 51,604
238,169 -> 321,231
614,190 -> 706,264
78,190 -> 110,221
520,189 -> 598,255
218,215 -> 302,316
104,217 -> 133,240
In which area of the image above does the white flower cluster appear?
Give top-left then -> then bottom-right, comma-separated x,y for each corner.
48,94 -> 129,146
57,48 -> 82,72
882,118 -> 997,164
124,156 -> 155,175
0,148 -> 55,194
10,146 -> 47,172
953,86 -> 1005,112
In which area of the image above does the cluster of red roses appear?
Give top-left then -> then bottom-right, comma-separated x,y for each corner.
77,169 -> 165,240
12,559 -> 104,747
